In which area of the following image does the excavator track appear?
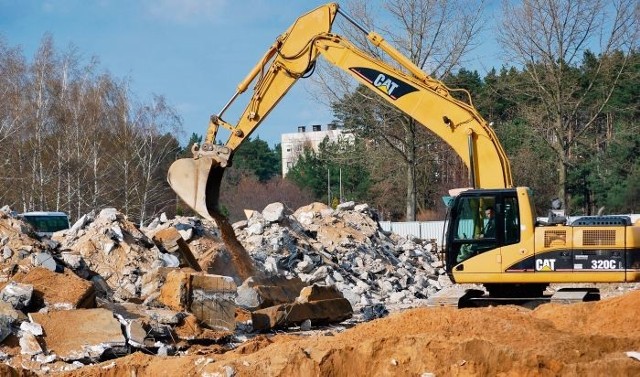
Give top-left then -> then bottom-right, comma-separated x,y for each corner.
427,286 -> 600,308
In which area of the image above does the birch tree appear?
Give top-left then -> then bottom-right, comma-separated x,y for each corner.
131,95 -> 181,226
0,39 -> 28,205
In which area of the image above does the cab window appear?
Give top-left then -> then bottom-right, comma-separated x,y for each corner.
451,195 -> 499,263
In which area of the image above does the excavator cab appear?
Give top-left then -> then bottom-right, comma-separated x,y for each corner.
445,189 -> 522,272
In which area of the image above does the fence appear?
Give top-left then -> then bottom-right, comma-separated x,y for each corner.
379,221 -> 446,246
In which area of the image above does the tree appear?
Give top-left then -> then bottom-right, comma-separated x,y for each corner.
286,147 -> 327,200
285,135 -> 373,207
317,0 -> 486,220
231,137 -> 280,182
0,35 -> 184,222
130,96 -> 182,226
497,0 -> 639,214
0,37 -> 28,205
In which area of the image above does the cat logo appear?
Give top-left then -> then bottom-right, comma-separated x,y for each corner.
373,74 -> 399,96
349,67 -> 418,100
535,259 -> 556,271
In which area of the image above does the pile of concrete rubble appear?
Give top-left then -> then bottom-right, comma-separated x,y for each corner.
0,202 -> 448,373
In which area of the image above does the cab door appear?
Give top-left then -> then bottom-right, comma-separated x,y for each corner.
447,193 -> 502,274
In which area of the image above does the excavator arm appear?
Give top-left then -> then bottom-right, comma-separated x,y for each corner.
168,3 -> 513,221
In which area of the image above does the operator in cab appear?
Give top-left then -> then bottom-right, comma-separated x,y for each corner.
481,207 -> 496,238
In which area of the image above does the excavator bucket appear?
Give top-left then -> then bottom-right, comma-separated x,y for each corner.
167,157 -> 225,221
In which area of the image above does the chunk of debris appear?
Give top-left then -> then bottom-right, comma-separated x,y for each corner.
0,315 -> 13,343
30,308 -> 126,361
14,267 -> 95,310
19,332 -> 43,356
0,281 -> 33,310
236,275 -> 307,311
159,270 -> 237,330
30,252 -> 60,272
296,284 -> 345,303
190,273 -> 236,330
251,298 -> 353,331
152,227 -> 202,271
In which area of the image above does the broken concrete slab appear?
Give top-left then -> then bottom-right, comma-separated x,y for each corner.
19,332 -> 43,356
236,276 -> 307,311
190,291 -> 235,331
125,319 -> 148,348
30,308 -> 126,361
158,270 -> 237,330
158,270 -> 190,311
96,299 -> 181,348
296,284 -> 345,303
152,227 -> 202,271
251,298 -> 353,331
14,267 -> 95,310
0,281 -> 33,310
190,273 -> 236,330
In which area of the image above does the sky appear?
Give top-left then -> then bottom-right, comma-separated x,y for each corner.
0,0 -> 503,147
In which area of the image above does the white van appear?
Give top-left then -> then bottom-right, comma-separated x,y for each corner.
20,212 -> 70,237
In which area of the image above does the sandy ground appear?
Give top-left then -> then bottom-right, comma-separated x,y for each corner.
39,289 -> 640,377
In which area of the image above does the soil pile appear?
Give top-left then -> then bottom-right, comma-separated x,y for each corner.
57,291 -> 640,376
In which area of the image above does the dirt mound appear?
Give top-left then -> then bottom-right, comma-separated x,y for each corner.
532,290 -> 640,337
56,291 -> 640,377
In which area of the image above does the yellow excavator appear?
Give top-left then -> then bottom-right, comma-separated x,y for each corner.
167,3 -> 640,303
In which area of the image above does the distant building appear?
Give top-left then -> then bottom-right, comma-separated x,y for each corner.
281,123 -> 352,176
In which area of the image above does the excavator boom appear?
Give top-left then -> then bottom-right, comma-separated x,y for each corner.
168,2 -> 512,221
168,3 -> 339,220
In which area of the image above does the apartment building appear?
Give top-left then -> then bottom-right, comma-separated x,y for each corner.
281,123 -> 350,176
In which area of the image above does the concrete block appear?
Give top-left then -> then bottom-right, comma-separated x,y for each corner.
15,267 -> 95,310
251,298 -> 353,331
152,227 -> 202,271
0,281 -> 33,310
30,308 -> 126,361
190,273 -> 236,330
190,291 -> 235,331
236,276 -> 306,311
158,270 -> 237,330
297,284 -> 345,303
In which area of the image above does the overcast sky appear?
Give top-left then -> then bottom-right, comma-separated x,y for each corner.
0,0 -> 502,146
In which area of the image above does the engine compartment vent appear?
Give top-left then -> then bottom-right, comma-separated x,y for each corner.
572,216 -> 631,226
544,230 -> 566,248
582,229 -> 616,246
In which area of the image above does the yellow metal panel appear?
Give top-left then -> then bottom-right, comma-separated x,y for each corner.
535,225 -> 573,253
454,249 -> 503,274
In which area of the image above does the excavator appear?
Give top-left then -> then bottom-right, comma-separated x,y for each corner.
167,3 -> 640,305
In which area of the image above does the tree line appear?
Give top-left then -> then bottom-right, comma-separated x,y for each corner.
223,0 -> 639,221
1,0 -> 637,225
0,35 -> 181,225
